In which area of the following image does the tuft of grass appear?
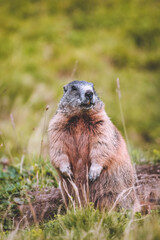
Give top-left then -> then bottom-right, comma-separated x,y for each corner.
0,206 -> 160,240
43,206 -> 129,240
0,157 -> 58,231
129,210 -> 160,240
130,147 -> 160,165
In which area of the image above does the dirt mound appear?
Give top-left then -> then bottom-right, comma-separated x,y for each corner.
17,164 -> 160,226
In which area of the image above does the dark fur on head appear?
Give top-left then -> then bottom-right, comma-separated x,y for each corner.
58,80 -> 103,113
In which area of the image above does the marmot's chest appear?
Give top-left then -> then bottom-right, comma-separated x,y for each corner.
62,114 -> 104,174
65,116 -> 91,146
63,114 -> 104,154
64,114 -> 102,139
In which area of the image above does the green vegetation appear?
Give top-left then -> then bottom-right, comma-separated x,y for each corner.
0,155 -> 160,239
0,199 -> 160,240
0,0 -> 160,161
0,0 -> 160,239
0,157 -> 58,231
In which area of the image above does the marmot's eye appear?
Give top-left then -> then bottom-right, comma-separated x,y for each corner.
71,85 -> 77,91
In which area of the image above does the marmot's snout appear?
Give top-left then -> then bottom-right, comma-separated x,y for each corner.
81,89 -> 95,107
85,90 -> 93,100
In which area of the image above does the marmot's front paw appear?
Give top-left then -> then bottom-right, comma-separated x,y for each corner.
60,164 -> 73,178
89,163 -> 103,182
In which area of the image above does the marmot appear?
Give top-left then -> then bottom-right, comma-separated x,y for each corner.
48,80 -> 140,211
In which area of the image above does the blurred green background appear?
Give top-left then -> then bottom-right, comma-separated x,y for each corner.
0,0 -> 160,161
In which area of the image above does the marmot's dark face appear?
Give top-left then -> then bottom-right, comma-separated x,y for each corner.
58,80 -> 100,112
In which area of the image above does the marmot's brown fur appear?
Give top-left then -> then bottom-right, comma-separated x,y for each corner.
48,81 -> 140,211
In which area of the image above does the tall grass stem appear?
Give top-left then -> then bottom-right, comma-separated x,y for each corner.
116,78 -> 130,152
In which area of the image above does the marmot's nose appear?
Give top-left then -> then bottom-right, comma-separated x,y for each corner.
85,90 -> 93,100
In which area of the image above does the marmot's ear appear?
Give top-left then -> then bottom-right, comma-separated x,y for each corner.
63,85 -> 68,93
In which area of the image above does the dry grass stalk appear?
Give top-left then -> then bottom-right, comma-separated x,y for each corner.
39,105 -> 49,158
62,179 -> 76,211
70,60 -> 78,80
116,78 -> 130,152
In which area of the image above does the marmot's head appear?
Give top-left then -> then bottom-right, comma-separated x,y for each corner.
58,80 -> 103,113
